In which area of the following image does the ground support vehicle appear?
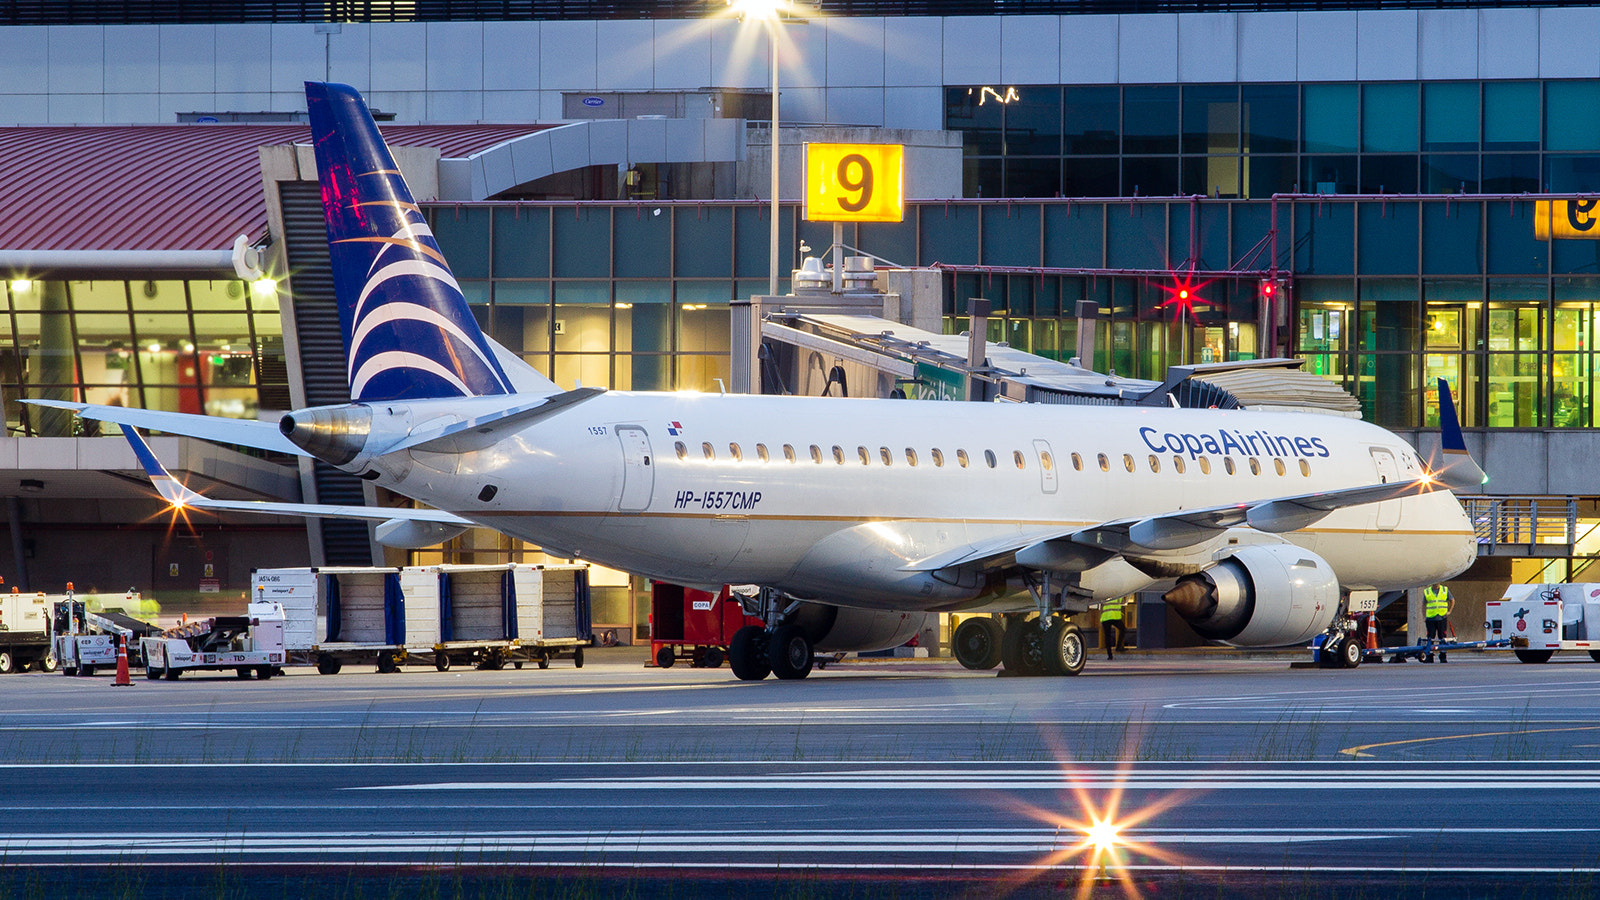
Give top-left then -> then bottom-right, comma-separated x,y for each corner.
1488,583 -> 1600,663
141,601 -> 287,679
403,563 -> 592,670
649,584 -> 763,669
0,590 -> 52,673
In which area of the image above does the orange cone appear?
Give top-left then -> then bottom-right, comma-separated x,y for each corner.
1365,613 -> 1379,652
111,635 -> 133,687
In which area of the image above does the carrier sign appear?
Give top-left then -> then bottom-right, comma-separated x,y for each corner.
1534,199 -> 1600,240
804,143 -> 904,223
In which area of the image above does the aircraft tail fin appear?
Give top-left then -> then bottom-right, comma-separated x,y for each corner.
305,81 -> 513,402
1432,378 -> 1487,491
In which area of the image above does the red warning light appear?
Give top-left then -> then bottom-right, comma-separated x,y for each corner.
1157,274 -> 1212,320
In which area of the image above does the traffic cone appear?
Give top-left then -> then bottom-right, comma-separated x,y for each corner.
1365,613 -> 1380,654
111,635 -> 133,687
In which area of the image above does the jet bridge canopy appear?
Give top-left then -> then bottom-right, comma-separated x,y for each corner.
760,311 -> 1361,416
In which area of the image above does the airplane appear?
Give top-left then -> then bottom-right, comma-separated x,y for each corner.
31,81 -> 1486,681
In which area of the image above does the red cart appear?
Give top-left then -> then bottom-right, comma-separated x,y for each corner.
649,583 -> 763,669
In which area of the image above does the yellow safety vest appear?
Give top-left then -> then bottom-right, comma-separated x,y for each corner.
1424,585 -> 1450,618
1100,599 -> 1126,623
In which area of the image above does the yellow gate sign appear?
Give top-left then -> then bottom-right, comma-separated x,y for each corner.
803,143 -> 904,223
1534,199 -> 1600,240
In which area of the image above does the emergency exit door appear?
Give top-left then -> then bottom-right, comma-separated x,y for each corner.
1032,439 -> 1058,494
616,426 -> 655,512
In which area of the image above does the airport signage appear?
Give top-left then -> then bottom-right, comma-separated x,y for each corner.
1534,199 -> 1600,240
803,143 -> 904,223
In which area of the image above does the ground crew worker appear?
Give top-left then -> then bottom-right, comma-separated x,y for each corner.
1100,596 -> 1129,661
1422,582 -> 1453,663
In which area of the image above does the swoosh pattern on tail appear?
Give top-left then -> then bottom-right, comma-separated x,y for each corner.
305,81 -> 511,402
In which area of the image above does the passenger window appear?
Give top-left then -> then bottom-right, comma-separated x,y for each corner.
858,446 -> 871,465
1172,455 -> 1185,474
1148,454 -> 1160,473
1198,457 -> 1211,475
1299,459 -> 1311,476
730,443 -> 743,462
1071,452 -> 1083,471
756,443 -> 769,463
931,448 -> 944,467
1013,450 -> 1025,469
783,444 -> 796,463
1248,457 -> 1260,475
1223,457 -> 1235,475
1122,454 -> 1134,473
675,441 -> 687,460
880,447 -> 893,466
906,448 -> 918,467
984,450 -> 997,468
810,445 -> 822,464
1274,458 -> 1286,476
832,446 -> 845,465
957,449 -> 970,468
1097,453 -> 1109,471
1040,451 -> 1053,471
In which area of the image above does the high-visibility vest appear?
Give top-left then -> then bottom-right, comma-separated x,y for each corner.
1100,599 -> 1126,623
1424,585 -> 1451,618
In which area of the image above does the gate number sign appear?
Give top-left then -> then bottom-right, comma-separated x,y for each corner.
1534,199 -> 1600,240
803,143 -> 904,223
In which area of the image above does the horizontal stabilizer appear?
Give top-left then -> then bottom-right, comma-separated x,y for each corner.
24,400 -> 309,456
122,427 -> 470,525
382,386 -> 604,455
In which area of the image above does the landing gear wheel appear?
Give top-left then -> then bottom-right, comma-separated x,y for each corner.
655,646 -> 676,669
1515,649 -> 1554,664
434,654 -> 452,672
1042,620 -> 1086,676
0,651 -> 13,674
1000,619 -> 1045,676
39,652 -> 57,674
1340,636 -> 1363,669
702,647 -> 725,669
316,656 -> 342,675
953,617 -> 1004,670
769,625 -> 814,680
728,625 -> 771,681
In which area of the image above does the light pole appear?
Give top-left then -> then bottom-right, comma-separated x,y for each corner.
729,0 -> 784,297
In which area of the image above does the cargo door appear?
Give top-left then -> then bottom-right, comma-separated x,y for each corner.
1369,447 -> 1401,532
616,426 -> 655,512
1032,439 -> 1058,494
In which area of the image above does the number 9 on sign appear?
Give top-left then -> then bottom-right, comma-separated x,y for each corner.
804,143 -> 905,223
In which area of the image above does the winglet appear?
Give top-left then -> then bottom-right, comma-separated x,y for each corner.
122,428 -> 203,508
1431,378 -> 1487,490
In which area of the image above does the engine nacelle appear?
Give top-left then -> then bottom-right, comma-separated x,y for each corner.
1162,545 -> 1339,647
788,602 -> 930,653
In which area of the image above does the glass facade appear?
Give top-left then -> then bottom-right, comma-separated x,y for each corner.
944,80 -> 1600,200
0,277 -> 286,436
425,195 -> 1600,430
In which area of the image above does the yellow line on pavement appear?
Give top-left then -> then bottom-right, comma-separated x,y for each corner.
1340,724 -> 1600,758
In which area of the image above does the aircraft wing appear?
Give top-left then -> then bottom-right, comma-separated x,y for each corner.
25,400 -> 309,456
121,427 -> 471,525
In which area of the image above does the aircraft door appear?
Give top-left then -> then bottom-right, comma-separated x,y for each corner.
616,426 -> 655,512
1369,447 -> 1401,531
1032,439 -> 1058,494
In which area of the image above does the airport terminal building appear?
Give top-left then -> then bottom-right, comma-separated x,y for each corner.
1,0 -> 1597,641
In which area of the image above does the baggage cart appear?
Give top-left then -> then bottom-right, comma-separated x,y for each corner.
649,584 -> 762,669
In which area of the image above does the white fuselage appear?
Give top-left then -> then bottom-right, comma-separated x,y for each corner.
363,392 -> 1477,611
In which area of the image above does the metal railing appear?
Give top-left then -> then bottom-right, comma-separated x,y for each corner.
0,0 -> 1567,26
1463,497 -> 1580,558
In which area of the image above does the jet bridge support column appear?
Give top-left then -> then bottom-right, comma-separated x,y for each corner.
965,298 -> 990,402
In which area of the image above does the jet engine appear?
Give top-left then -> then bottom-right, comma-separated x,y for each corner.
787,602 -> 930,653
1161,544 -> 1339,647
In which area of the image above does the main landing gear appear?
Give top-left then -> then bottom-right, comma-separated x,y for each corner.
997,613 -> 1085,676
729,624 -> 816,681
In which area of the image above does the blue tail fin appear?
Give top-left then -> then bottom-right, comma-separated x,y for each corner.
305,81 -> 510,402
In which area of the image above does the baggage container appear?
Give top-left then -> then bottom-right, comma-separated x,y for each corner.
253,567 -> 404,674
649,584 -> 762,669
406,563 -> 591,670
0,590 -> 52,673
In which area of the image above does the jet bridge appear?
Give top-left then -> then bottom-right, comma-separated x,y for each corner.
759,310 -> 1363,415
